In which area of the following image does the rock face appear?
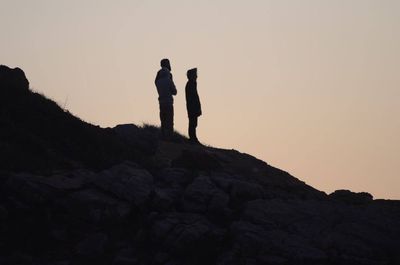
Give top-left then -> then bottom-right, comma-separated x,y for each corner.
0,65 -> 29,94
329,189 -> 374,204
1,149 -> 399,265
1,66 -> 400,265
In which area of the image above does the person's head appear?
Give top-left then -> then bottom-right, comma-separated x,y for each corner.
187,68 -> 197,80
160,58 -> 171,71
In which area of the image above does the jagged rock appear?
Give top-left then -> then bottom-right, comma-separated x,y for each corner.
93,162 -> 153,207
153,252 -> 170,264
241,199 -> 296,228
182,175 -> 229,215
164,261 -> 183,265
0,205 -> 7,248
113,248 -> 139,265
41,174 -> 87,190
256,255 -> 288,265
156,168 -> 192,187
2,173 -> 60,205
216,251 -> 238,265
152,188 -> 174,212
113,124 -> 158,156
59,188 -> 131,224
7,252 -> 34,265
229,221 -> 271,257
230,221 -> 327,263
329,189 -> 373,204
152,168 -> 194,210
0,65 -> 29,93
0,205 -> 7,222
1,161 -> 399,264
210,172 -> 234,192
76,232 -> 108,258
51,261 -> 70,265
50,228 -> 69,242
210,173 -> 264,206
149,213 -> 225,261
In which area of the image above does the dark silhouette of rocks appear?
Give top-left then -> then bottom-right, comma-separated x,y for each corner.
0,66 -> 399,265
0,65 -> 158,172
329,189 -> 374,205
0,65 -> 29,95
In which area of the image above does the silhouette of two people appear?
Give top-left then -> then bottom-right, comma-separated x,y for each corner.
155,59 -> 202,144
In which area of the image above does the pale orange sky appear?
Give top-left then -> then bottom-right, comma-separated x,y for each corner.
1,0 -> 399,199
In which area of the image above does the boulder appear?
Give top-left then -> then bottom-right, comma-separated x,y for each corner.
59,188 -> 131,224
2,173 -> 60,205
149,213 -> 225,261
329,189 -> 373,204
152,188 -> 174,212
94,162 -> 153,207
113,248 -> 139,265
156,168 -> 192,188
182,175 -> 229,214
0,65 -> 29,94
230,221 -> 326,263
113,124 -> 158,156
0,205 -> 8,222
76,232 -> 108,258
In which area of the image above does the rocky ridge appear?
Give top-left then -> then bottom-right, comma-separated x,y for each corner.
0,65 -> 399,265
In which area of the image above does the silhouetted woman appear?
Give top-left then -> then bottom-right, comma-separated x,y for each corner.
185,68 -> 202,144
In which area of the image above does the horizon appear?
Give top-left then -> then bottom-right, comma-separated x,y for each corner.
1,0 -> 399,199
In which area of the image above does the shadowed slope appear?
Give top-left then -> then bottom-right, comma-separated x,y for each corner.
0,65 -> 157,172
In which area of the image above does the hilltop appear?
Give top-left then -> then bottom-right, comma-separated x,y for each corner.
0,65 -> 399,265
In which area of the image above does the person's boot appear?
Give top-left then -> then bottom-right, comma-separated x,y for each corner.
189,137 -> 201,145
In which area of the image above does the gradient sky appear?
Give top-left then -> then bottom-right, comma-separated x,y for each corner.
1,0 -> 399,199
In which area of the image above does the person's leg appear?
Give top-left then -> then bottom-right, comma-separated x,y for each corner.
193,116 -> 198,140
189,115 -> 198,142
165,104 -> 174,140
170,105 -> 174,137
160,104 -> 167,139
188,116 -> 193,140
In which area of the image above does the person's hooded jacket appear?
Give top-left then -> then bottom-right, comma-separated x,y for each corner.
185,77 -> 201,117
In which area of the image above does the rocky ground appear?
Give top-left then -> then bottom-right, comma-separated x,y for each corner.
1,65 -> 399,264
1,139 -> 399,265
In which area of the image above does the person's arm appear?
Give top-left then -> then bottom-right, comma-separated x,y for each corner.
195,85 -> 201,116
170,74 -> 177,95
155,70 -> 161,83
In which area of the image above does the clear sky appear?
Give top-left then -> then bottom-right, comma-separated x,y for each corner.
1,0 -> 399,199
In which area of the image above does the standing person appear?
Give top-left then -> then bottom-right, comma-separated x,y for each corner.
155,58 -> 177,140
185,68 -> 202,144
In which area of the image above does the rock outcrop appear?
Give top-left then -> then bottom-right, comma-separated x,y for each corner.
1,66 -> 399,265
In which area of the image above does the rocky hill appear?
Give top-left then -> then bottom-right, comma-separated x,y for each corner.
1,65 -> 399,265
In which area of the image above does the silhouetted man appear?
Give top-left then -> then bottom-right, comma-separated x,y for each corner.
185,68 -> 202,144
155,58 -> 177,140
